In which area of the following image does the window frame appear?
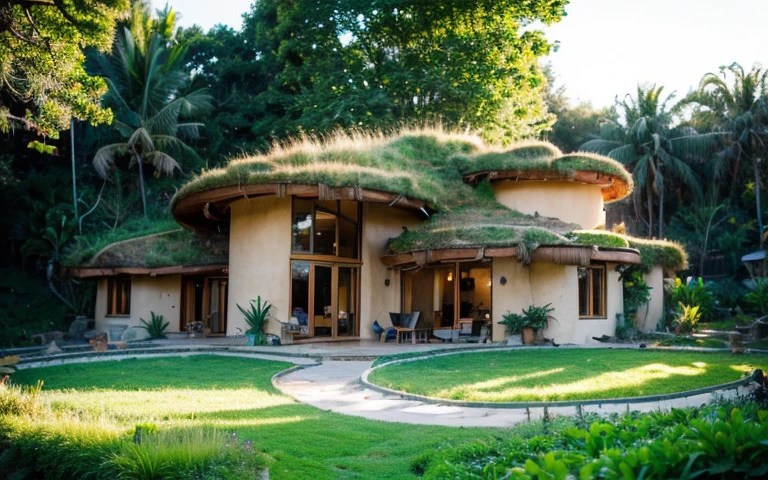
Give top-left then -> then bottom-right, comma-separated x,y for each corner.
107,277 -> 131,316
577,264 -> 606,319
291,199 -> 361,261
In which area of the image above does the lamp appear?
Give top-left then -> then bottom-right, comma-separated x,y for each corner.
447,272 -> 453,282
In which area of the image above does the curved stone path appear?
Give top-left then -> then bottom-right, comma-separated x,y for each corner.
273,358 -> 750,427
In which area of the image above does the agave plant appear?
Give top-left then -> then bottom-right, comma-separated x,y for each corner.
139,312 -> 169,339
237,297 -> 271,345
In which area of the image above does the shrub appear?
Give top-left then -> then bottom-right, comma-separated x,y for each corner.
621,267 -> 652,322
667,277 -> 715,323
674,303 -> 701,334
139,312 -> 169,339
237,296 -> 271,345
499,304 -> 554,334
422,403 -> 768,479
744,278 -> 768,317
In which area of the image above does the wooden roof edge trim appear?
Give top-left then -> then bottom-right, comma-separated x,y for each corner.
64,264 -> 230,279
381,244 -> 639,268
173,183 -> 428,217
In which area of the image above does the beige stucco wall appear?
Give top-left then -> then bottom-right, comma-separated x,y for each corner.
361,204 -> 424,339
491,260 -> 622,344
635,266 -> 664,331
228,196 -> 292,337
95,275 -> 182,337
492,181 -> 605,229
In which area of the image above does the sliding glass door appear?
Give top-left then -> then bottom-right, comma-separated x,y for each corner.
291,261 -> 359,339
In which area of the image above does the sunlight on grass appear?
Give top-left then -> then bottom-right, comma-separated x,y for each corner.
369,350 -> 767,402
44,388 -> 294,422
199,416 -> 314,428
446,363 -> 708,402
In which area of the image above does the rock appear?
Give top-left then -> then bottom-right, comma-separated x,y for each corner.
45,340 -> 63,354
68,316 -> 90,340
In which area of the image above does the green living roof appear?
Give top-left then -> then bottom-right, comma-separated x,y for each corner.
172,130 -> 683,269
568,230 -> 689,271
72,230 -> 229,269
172,131 -> 633,215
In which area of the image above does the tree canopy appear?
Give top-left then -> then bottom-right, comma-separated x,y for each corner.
0,0 -> 129,138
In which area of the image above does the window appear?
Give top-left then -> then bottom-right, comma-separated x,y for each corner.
107,277 -> 131,316
578,265 -> 605,318
291,199 -> 360,259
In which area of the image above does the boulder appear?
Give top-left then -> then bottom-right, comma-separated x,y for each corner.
68,316 -> 89,340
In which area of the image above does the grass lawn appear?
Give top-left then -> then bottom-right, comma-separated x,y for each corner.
367,349 -> 766,402
7,355 -> 509,479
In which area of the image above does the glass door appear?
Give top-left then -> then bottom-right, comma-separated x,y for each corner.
337,267 -> 358,336
312,265 -> 333,337
208,278 -> 227,334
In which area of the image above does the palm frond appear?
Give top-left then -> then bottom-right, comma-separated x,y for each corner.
148,151 -> 181,176
607,144 -> 638,165
128,127 -> 154,152
93,144 -> 125,178
175,123 -> 203,139
669,132 -> 728,158
579,139 -> 623,155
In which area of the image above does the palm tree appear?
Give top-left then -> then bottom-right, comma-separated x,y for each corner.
93,4 -> 211,218
581,85 -> 718,238
685,63 -> 768,238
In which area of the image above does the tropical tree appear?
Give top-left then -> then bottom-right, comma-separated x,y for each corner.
581,85 -> 718,238
684,63 -> 768,239
0,0 -> 128,139
92,3 -> 211,217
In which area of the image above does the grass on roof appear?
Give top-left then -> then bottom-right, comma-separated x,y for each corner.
386,205 -> 575,253
569,230 -> 688,271
64,229 -> 228,268
173,130 -> 632,213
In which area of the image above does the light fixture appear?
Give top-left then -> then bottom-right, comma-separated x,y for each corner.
487,280 -> 492,287
500,276 -> 507,285
447,272 -> 453,282
384,279 -> 391,287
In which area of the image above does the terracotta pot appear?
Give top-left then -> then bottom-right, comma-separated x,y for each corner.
522,327 -> 535,345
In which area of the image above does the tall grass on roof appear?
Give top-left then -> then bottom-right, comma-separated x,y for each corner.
386,205 -> 574,254
172,130 -> 631,212
570,230 -> 688,271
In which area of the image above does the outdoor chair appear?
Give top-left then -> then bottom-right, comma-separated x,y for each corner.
373,320 -> 397,342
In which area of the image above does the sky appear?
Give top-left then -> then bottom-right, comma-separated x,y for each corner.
156,0 -> 768,108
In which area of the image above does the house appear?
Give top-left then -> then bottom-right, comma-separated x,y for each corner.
72,131 -> 687,344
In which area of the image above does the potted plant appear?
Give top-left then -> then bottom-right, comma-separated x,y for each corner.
500,303 -> 553,345
237,296 -> 271,346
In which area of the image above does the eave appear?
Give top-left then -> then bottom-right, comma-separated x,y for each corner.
381,245 -> 640,268
65,265 -> 229,279
462,169 -> 631,203
172,183 -> 430,233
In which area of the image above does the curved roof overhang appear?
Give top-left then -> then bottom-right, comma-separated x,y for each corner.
381,245 -> 641,268
172,183 -> 431,232
64,265 -> 229,279
462,169 -> 631,203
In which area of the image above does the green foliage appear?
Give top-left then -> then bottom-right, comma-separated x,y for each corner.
91,4 -> 212,217
745,278 -> 768,317
191,0 -> 565,151
237,297 -> 271,345
675,302 -> 702,334
628,236 -> 689,272
620,267 -> 652,320
0,380 -> 42,417
0,0 -> 128,138
0,268 -> 70,347
667,277 -> 715,323
139,312 -> 169,339
567,230 -> 630,248
423,403 -> 768,479
501,303 -> 557,331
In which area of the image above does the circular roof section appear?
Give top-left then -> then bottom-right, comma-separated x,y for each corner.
461,144 -> 633,203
